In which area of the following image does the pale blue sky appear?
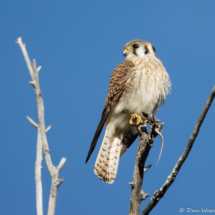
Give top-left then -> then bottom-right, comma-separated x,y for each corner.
0,0 -> 215,214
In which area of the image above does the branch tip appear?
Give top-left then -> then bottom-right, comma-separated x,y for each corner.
29,80 -> 36,86
57,177 -> 65,186
57,158 -> 66,171
15,37 -> 22,45
158,122 -> 164,130
37,66 -> 42,72
26,116 -> 38,128
141,190 -> 150,200
45,125 -> 52,133
144,164 -> 152,173
129,182 -> 134,188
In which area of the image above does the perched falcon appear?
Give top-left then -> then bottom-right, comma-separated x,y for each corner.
86,39 -> 171,184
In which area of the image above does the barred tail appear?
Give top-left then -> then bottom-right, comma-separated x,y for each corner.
94,131 -> 121,184
94,129 -> 111,178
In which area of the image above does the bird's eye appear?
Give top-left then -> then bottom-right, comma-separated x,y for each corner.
132,44 -> 139,49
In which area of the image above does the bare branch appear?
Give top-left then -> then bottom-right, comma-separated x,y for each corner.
26,116 -> 38,128
129,182 -> 134,187
16,37 -> 66,215
144,164 -> 152,173
45,125 -> 52,133
35,129 -> 43,215
37,66 -> 42,72
141,190 -> 150,200
129,125 -> 155,215
129,114 -> 165,215
31,59 -> 54,175
15,37 -> 34,80
141,85 -> 215,215
57,157 -> 67,171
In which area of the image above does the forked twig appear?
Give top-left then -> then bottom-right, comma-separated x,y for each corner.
16,37 -> 66,215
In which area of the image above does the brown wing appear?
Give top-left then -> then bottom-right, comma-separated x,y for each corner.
86,60 -> 135,163
120,130 -> 138,157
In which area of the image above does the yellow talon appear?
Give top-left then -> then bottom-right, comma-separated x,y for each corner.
129,114 -> 142,125
129,114 -> 148,126
155,119 -> 160,126
123,110 -> 148,126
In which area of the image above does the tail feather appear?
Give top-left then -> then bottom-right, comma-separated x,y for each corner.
94,130 -> 111,177
96,136 -> 121,184
98,137 -> 121,184
107,137 -> 121,183
103,152 -> 110,182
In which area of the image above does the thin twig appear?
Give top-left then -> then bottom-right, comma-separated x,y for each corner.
16,37 -> 66,215
26,116 -> 38,128
45,125 -> 52,133
144,165 -> 152,173
15,37 -> 34,80
141,85 -> 215,215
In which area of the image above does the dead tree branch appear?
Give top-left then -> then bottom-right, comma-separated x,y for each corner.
16,37 -> 66,215
141,85 -> 215,215
129,117 -> 164,215
129,125 -> 150,215
35,128 -> 43,215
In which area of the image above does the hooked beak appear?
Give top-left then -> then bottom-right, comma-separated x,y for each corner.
123,48 -> 129,56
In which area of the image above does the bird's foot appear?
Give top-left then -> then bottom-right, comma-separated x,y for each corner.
129,114 -> 148,126
123,110 -> 148,126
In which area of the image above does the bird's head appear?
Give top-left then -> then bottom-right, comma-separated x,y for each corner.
123,39 -> 156,60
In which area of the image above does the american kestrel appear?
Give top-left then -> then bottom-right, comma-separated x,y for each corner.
86,39 -> 171,184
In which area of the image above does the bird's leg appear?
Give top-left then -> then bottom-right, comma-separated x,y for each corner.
123,110 -> 148,126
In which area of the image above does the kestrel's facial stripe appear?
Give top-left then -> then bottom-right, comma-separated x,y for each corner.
144,42 -> 156,55
131,44 -> 139,55
145,42 -> 151,54
144,45 -> 149,54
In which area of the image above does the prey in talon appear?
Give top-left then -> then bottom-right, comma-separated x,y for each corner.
86,39 -> 171,184
142,111 -> 164,165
